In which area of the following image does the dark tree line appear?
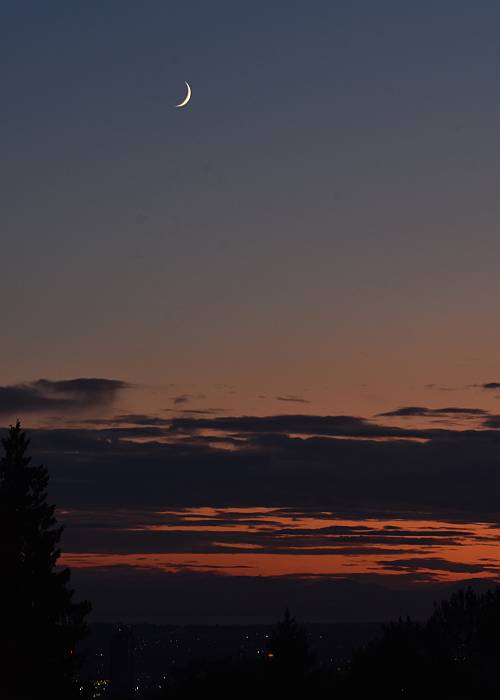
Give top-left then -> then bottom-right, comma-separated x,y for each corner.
342,586 -> 500,698
152,589 -> 500,699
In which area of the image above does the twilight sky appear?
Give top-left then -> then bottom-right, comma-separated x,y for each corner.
3,2 -> 500,622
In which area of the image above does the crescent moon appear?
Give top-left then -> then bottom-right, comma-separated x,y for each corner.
176,81 -> 192,108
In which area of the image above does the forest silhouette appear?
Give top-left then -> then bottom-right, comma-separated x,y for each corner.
3,422 -> 500,699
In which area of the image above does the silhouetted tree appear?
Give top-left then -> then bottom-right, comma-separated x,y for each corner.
343,586 -> 500,698
263,608 -> 314,694
344,615 -> 425,698
0,421 -> 90,699
156,610 -> 316,700
268,608 -> 311,671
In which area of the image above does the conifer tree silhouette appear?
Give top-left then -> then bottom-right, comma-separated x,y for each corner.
267,607 -> 312,690
269,608 -> 310,666
0,421 -> 90,699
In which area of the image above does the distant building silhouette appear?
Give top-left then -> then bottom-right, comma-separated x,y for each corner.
109,625 -> 134,698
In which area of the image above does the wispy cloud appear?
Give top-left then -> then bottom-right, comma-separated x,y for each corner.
276,395 -> 311,404
172,393 -> 207,406
0,378 -> 128,416
377,406 -> 488,418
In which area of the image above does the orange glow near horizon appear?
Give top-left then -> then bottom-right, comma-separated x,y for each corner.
59,507 -> 500,584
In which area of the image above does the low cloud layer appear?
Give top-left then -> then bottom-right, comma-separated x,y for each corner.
6,406 -> 500,622
23,412 -> 500,521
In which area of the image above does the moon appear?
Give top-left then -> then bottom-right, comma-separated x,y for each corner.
176,81 -> 192,108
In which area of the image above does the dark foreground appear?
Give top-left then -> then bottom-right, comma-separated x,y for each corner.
79,619 -> 382,697
78,587 -> 500,699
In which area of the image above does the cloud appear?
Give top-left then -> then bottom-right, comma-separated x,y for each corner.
164,408 -> 225,416
276,395 -> 311,404
167,413 -> 446,439
83,414 -> 172,427
0,378 -> 127,416
377,406 -> 488,418
172,393 -> 207,405
173,395 -> 190,405
466,382 -> 500,390
378,558 -> 495,575
58,506 -> 481,557
480,416 -> 500,429
23,416 -> 500,524
15,412 -> 500,623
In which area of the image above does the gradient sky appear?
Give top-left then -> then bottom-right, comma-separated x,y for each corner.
4,2 -> 500,622
3,1 -> 500,415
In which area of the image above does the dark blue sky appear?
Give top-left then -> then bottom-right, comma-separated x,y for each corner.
2,1 -> 500,415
